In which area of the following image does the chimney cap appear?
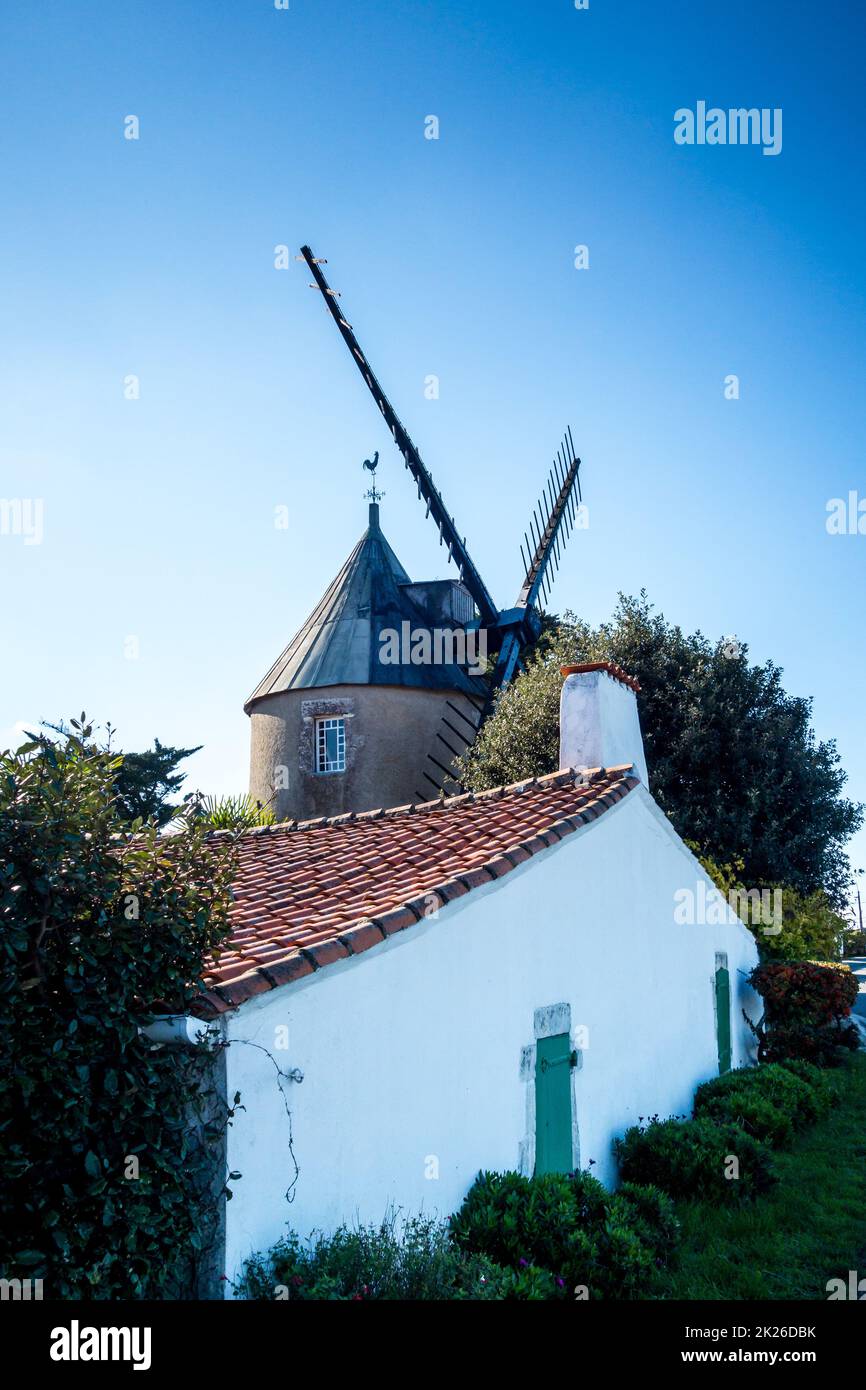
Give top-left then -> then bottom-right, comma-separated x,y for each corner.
560,662 -> 641,695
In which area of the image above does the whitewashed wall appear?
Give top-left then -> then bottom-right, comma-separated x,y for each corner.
221,785 -> 760,1290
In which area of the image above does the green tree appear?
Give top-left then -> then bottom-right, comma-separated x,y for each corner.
0,719 -> 239,1298
685,844 -> 847,962
761,889 -> 847,962
40,720 -> 200,826
458,594 -> 861,906
113,737 -> 202,825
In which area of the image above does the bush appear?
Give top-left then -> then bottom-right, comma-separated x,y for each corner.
481,1262 -> 563,1300
614,1117 -> 776,1202
696,1089 -> 794,1147
616,1181 -> 681,1259
749,961 -> 860,1065
776,1057 -> 839,1109
239,1177 -> 680,1302
238,1214 -> 502,1301
752,961 -> 859,1026
0,720 -> 239,1299
449,1169 -> 677,1299
693,1062 -> 834,1145
760,1021 -> 859,1067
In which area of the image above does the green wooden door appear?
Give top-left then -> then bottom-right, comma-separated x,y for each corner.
535,1033 -> 574,1174
715,966 -> 732,1074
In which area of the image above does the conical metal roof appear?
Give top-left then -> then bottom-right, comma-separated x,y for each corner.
245,504 -> 487,709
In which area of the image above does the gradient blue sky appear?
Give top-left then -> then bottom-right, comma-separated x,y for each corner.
1,1 -> 864,891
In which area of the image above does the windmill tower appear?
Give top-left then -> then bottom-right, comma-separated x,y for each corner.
246,247 -> 584,821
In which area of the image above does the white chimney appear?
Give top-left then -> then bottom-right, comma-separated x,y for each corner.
559,663 -> 648,786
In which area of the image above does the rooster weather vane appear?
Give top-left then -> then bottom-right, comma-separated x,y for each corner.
362,450 -> 383,504
300,244 -> 584,703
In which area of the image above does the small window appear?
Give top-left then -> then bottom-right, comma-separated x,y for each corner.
315,717 -> 346,774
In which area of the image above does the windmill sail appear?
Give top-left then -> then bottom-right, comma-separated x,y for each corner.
299,246 -> 499,629
488,433 -> 582,693
516,431 -> 581,611
298,243 -> 585,726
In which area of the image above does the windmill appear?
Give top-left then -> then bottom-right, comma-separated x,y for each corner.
298,246 -> 584,712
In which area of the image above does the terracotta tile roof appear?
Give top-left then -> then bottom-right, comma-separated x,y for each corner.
194,764 -> 640,1016
560,662 -> 641,694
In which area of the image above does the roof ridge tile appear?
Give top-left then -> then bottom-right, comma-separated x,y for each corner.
535,769 -> 573,788
222,763 -> 637,843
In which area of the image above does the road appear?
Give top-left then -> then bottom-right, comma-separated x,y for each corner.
845,956 -> 866,1026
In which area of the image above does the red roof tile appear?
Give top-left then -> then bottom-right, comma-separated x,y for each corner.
195,764 -> 639,1015
560,661 -> 641,694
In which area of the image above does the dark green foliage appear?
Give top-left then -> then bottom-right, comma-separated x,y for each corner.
693,1063 -> 833,1146
481,1263 -> 561,1300
458,594 -> 862,905
756,890 -> 848,963
758,1021 -> 860,1066
0,720 -> 238,1298
448,1169 -> 678,1299
654,1056 -> 866,1301
237,1215 -> 503,1301
39,721 -> 200,828
614,1117 -> 776,1202
776,1057 -> 840,1106
113,738 -> 202,826
617,1180 -> 682,1258
240,1174 -> 679,1302
180,794 -> 276,830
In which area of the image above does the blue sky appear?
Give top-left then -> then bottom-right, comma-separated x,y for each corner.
1,1 -> 864,894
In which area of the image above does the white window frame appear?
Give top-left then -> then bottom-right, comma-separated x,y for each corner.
315,716 -> 346,774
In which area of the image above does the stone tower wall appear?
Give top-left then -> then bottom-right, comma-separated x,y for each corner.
248,683 -> 481,820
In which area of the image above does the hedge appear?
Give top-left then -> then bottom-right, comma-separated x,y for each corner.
749,961 -> 860,1064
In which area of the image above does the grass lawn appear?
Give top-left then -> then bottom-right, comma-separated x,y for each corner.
654,1053 -> 866,1300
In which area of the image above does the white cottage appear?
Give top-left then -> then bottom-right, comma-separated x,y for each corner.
175,663 -> 760,1293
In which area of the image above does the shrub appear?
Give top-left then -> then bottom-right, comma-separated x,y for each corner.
761,1021 -> 859,1067
751,961 -> 859,1026
693,1062 -> 832,1144
696,1091 -> 794,1147
749,961 -> 860,1066
616,1181 -> 681,1260
776,1057 -> 839,1111
614,1117 -> 776,1202
449,1169 -> 677,1299
481,1262 -> 563,1300
750,1060 -> 834,1122
238,1214 -> 500,1301
0,720 -> 239,1299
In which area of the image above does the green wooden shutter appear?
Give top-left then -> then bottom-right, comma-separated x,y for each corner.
535,1033 -> 574,1175
715,966 -> 732,1074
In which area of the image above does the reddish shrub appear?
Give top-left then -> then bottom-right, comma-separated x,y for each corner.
749,961 -> 860,1065
751,961 -> 859,1025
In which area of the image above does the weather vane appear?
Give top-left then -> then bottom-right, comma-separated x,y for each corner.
362,450 -> 384,503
